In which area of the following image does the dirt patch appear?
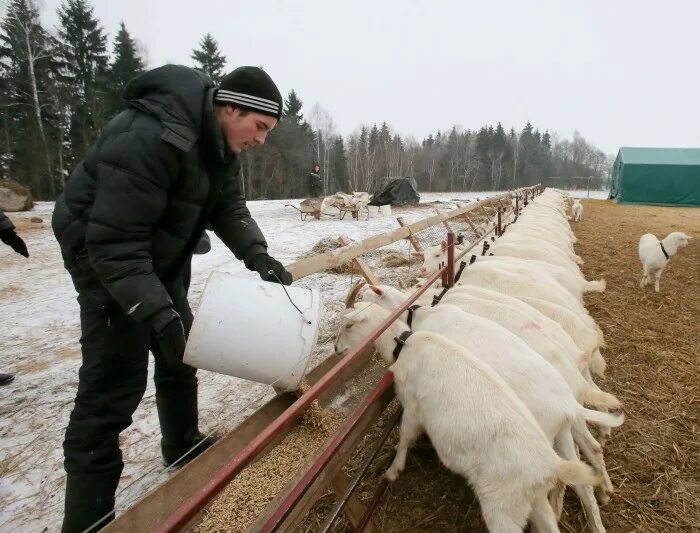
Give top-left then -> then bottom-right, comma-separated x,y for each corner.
566,200 -> 700,532
13,360 -> 51,374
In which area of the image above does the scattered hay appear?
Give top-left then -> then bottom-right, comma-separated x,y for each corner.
380,250 -> 419,268
301,238 -> 355,274
565,199 -> 700,533
0,178 -> 33,211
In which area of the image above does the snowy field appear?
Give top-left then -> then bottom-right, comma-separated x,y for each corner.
0,189 -> 608,531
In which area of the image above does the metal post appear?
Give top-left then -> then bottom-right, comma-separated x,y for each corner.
524,190 -> 529,206
446,232 -> 455,288
496,208 -> 502,237
515,195 -> 519,215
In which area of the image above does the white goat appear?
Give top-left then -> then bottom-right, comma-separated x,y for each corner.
639,232 -> 692,292
335,301 -> 604,532
572,200 -> 583,222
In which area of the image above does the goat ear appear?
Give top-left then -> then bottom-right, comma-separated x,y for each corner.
369,284 -> 384,296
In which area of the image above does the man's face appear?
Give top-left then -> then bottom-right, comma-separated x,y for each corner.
217,106 -> 277,154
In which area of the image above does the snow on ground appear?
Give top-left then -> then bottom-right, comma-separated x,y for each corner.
0,190 -> 608,531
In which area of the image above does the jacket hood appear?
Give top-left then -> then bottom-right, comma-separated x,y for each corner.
124,65 -> 218,153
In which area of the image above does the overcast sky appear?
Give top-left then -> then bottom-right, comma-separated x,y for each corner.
37,0 -> 700,155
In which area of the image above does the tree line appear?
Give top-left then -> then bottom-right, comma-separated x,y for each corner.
0,0 -> 610,200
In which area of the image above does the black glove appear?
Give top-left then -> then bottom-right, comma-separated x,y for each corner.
149,308 -> 187,367
0,228 -> 28,257
252,253 -> 293,285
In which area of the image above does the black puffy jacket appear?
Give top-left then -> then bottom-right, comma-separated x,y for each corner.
52,65 -> 268,322
0,208 -> 14,232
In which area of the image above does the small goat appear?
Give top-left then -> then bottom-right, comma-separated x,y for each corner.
572,200 -> 583,222
639,232 -> 692,292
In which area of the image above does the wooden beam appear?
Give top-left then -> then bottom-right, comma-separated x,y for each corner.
463,214 -> 479,235
435,207 -> 455,234
287,194 -> 513,281
338,235 -> 380,286
396,216 -> 424,253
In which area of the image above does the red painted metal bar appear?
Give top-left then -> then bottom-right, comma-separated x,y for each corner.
153,268 -> 445,533
318,408 -> 402,533
446,232 -> 455,288
259,372 -> 396,532
497,208 -> 502,237
356,479 -> 390,532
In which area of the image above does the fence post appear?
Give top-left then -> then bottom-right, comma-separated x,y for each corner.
396,217 -> 423,254
445,231 -> 455,288
496,208 -> 502,237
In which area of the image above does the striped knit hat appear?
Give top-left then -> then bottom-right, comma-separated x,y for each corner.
214,66 -> 283,120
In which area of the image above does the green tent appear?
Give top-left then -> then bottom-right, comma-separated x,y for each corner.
609,147 -> 700,206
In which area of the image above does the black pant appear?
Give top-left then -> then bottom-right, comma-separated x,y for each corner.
62,273 -> 197,531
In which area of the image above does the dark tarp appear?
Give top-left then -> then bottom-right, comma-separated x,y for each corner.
369,177 -> 420,206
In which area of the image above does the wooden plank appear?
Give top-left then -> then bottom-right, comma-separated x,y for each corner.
396,216 -> 424,253
435,207 -> 455,234
287,195 -> 513,281
463,214 -> 479,235
338,235 -> 380,286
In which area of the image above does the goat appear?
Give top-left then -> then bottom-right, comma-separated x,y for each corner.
639,232 -> 692,292
364,284 -> 620,410
572,200 -> 583,222
335,301 -> 604,532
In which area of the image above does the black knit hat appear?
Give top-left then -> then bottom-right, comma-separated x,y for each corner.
214,66 -> 283,120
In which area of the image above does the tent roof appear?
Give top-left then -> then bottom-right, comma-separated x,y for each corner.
619,147 -> 700,166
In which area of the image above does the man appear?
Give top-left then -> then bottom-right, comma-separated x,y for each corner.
307,162 -> 323,197
52,64 -> 292,532
0,207 -> 29,386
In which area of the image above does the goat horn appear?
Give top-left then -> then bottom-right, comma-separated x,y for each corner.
345,279 -> 366,308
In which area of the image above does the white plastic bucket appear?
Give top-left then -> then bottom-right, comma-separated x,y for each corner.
379,205 -> 392,216
183,272 -> 321,391
367,205 -> 380,217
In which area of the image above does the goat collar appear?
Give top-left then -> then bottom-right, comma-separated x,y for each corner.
659,241 -> 670,260
393,330 -> 414,359
406,305 -> 421,328
432,287 -> 449,306
454,261 -> 468,282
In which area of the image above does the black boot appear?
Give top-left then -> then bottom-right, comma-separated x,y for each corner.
156,391 -> 218,468
62,470 -> 121,533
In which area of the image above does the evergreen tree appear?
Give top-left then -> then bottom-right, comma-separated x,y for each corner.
56,0 -> 109,167
106,21 -> 144,116
0,0 -> 57,197
332,136 -> 349,191
282,89 -> 303,122
191,33 -> 226,83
